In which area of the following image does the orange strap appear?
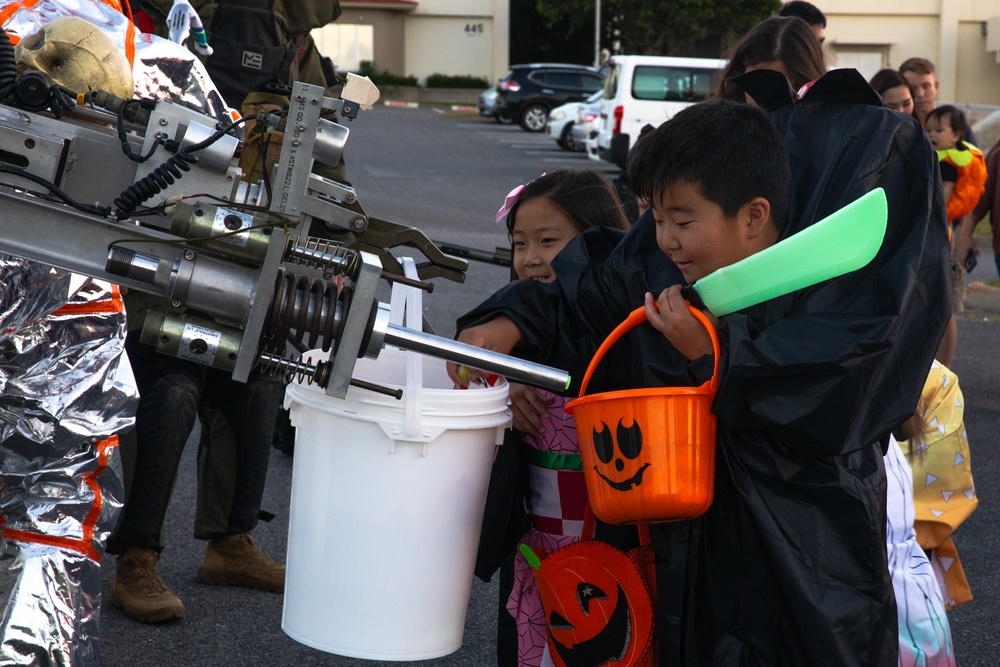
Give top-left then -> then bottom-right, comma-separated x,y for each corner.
0,0 -> 40,30
1,435 -> 120,562
51,284 -> 124,316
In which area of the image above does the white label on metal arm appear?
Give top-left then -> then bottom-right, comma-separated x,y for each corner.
179,323 -> 220,365
213,208 -> 253,247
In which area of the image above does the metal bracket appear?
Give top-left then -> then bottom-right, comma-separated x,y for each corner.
347,216 -> 468,283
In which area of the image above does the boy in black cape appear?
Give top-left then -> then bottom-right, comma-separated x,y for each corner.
456,69 -> 951,665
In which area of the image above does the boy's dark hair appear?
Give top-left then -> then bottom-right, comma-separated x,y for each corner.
627,100 -> 790,232
925,105 -> 969,150
505,168 -> 631,239
778,1 -> 827,28
716,17 -> 827,101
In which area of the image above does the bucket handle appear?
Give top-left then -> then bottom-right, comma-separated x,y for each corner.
389,257 -> 423,438
577,302 -> 720,398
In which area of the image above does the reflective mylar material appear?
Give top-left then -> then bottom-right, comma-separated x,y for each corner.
0,262 -> 137,666
0,3 -> 218,662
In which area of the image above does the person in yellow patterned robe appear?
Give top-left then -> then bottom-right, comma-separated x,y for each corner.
898,361 -> 977,608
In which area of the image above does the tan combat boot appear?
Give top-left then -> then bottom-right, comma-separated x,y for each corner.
112,546 -> 185,623
196,531 -> 285,593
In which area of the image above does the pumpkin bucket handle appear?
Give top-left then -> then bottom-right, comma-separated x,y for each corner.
577,302 -> 720,398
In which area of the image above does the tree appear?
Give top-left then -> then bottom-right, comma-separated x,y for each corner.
536,0 -> 781,57
510,0 -> 594,65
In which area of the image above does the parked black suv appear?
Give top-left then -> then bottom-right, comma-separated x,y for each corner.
495,63 -> 604,132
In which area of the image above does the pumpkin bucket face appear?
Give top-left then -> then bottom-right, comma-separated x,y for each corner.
565,305 -> 718,524
534,541 -> 654,667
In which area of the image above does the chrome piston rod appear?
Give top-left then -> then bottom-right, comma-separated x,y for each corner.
381,323 -> 571,393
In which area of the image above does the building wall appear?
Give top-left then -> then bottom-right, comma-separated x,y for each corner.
404,16 -> 496,82
413,0 -> 494,15
821,0 -> 1000,104
404,0 -> 508,84
331,1 -> 509,85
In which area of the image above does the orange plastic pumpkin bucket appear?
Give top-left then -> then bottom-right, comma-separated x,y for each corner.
564,303 -> 719,524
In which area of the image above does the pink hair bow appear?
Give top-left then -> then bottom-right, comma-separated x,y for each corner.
496,184 -> 526,223
495,173 -> 545,223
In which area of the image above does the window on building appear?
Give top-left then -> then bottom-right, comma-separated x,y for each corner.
833,49 -> 887,82
311,23 -> 374,71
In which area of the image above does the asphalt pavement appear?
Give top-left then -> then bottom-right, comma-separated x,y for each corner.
97,107 -> 1000,665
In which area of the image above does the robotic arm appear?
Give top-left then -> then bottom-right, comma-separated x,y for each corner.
0,74 -> 570,397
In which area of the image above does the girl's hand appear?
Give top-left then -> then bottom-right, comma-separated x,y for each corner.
447,316 -> 524,387
644,286 -> 715,360
508,383 -> 553,435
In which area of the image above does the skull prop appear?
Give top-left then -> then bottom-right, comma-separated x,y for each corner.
15,17 -> 133,99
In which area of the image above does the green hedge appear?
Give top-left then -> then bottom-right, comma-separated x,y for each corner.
357,61 -> 418,87
426,73 -> 490,89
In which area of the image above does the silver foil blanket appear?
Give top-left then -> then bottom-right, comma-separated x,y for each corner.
0,259 -> 138,666
0,2 -> 219,662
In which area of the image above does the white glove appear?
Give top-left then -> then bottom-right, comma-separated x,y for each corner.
166,0 -> 213,56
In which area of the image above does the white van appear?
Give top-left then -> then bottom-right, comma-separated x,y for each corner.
595,55 -> 727,168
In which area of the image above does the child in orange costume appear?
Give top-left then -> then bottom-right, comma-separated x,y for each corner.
925,106 -> 987,225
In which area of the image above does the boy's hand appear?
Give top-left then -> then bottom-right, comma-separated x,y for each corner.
447,316 -> 524,386
644,286 -> 715,361
508,383 -> 553,435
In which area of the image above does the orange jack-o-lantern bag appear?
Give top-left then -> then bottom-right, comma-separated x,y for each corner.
520,510 -> 656,667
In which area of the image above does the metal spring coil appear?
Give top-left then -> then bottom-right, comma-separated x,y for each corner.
264,269 -> 339,352
257,347 -> 329,387
285,237 -> 360,277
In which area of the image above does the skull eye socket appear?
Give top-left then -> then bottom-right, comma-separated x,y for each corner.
592,422 -> 614,464
616,418 -> 642,459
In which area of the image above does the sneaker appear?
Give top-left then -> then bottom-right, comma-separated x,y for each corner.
197,531 -> 285,593
112,546 -> 185,623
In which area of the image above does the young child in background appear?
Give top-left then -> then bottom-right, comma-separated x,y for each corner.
924,105 -> 986,368
486,169 -> 631,667
925,105 -> 987,225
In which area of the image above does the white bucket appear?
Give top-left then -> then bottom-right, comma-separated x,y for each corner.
281,259 -> 511,660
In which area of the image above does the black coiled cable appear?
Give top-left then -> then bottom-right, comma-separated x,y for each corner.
112,115 -> 249,220
113,147 -> 199,220
0,26 -> 15,105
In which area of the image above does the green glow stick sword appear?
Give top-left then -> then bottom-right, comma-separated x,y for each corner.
680,188 -> 889,316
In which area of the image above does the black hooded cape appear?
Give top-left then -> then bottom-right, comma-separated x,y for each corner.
458,69 -> 951,666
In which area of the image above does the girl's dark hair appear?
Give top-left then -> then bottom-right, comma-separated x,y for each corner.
925,105 -> 969,150
868,68 -> 910,97
504,168 -> 631,240
503,169 -> 631,281
715,16 -> 827,101
627,100 -> 791,233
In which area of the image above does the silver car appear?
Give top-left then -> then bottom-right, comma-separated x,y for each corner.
478,86 -> 512,124
570,94 -> 602,152
546,90 -> 602,152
